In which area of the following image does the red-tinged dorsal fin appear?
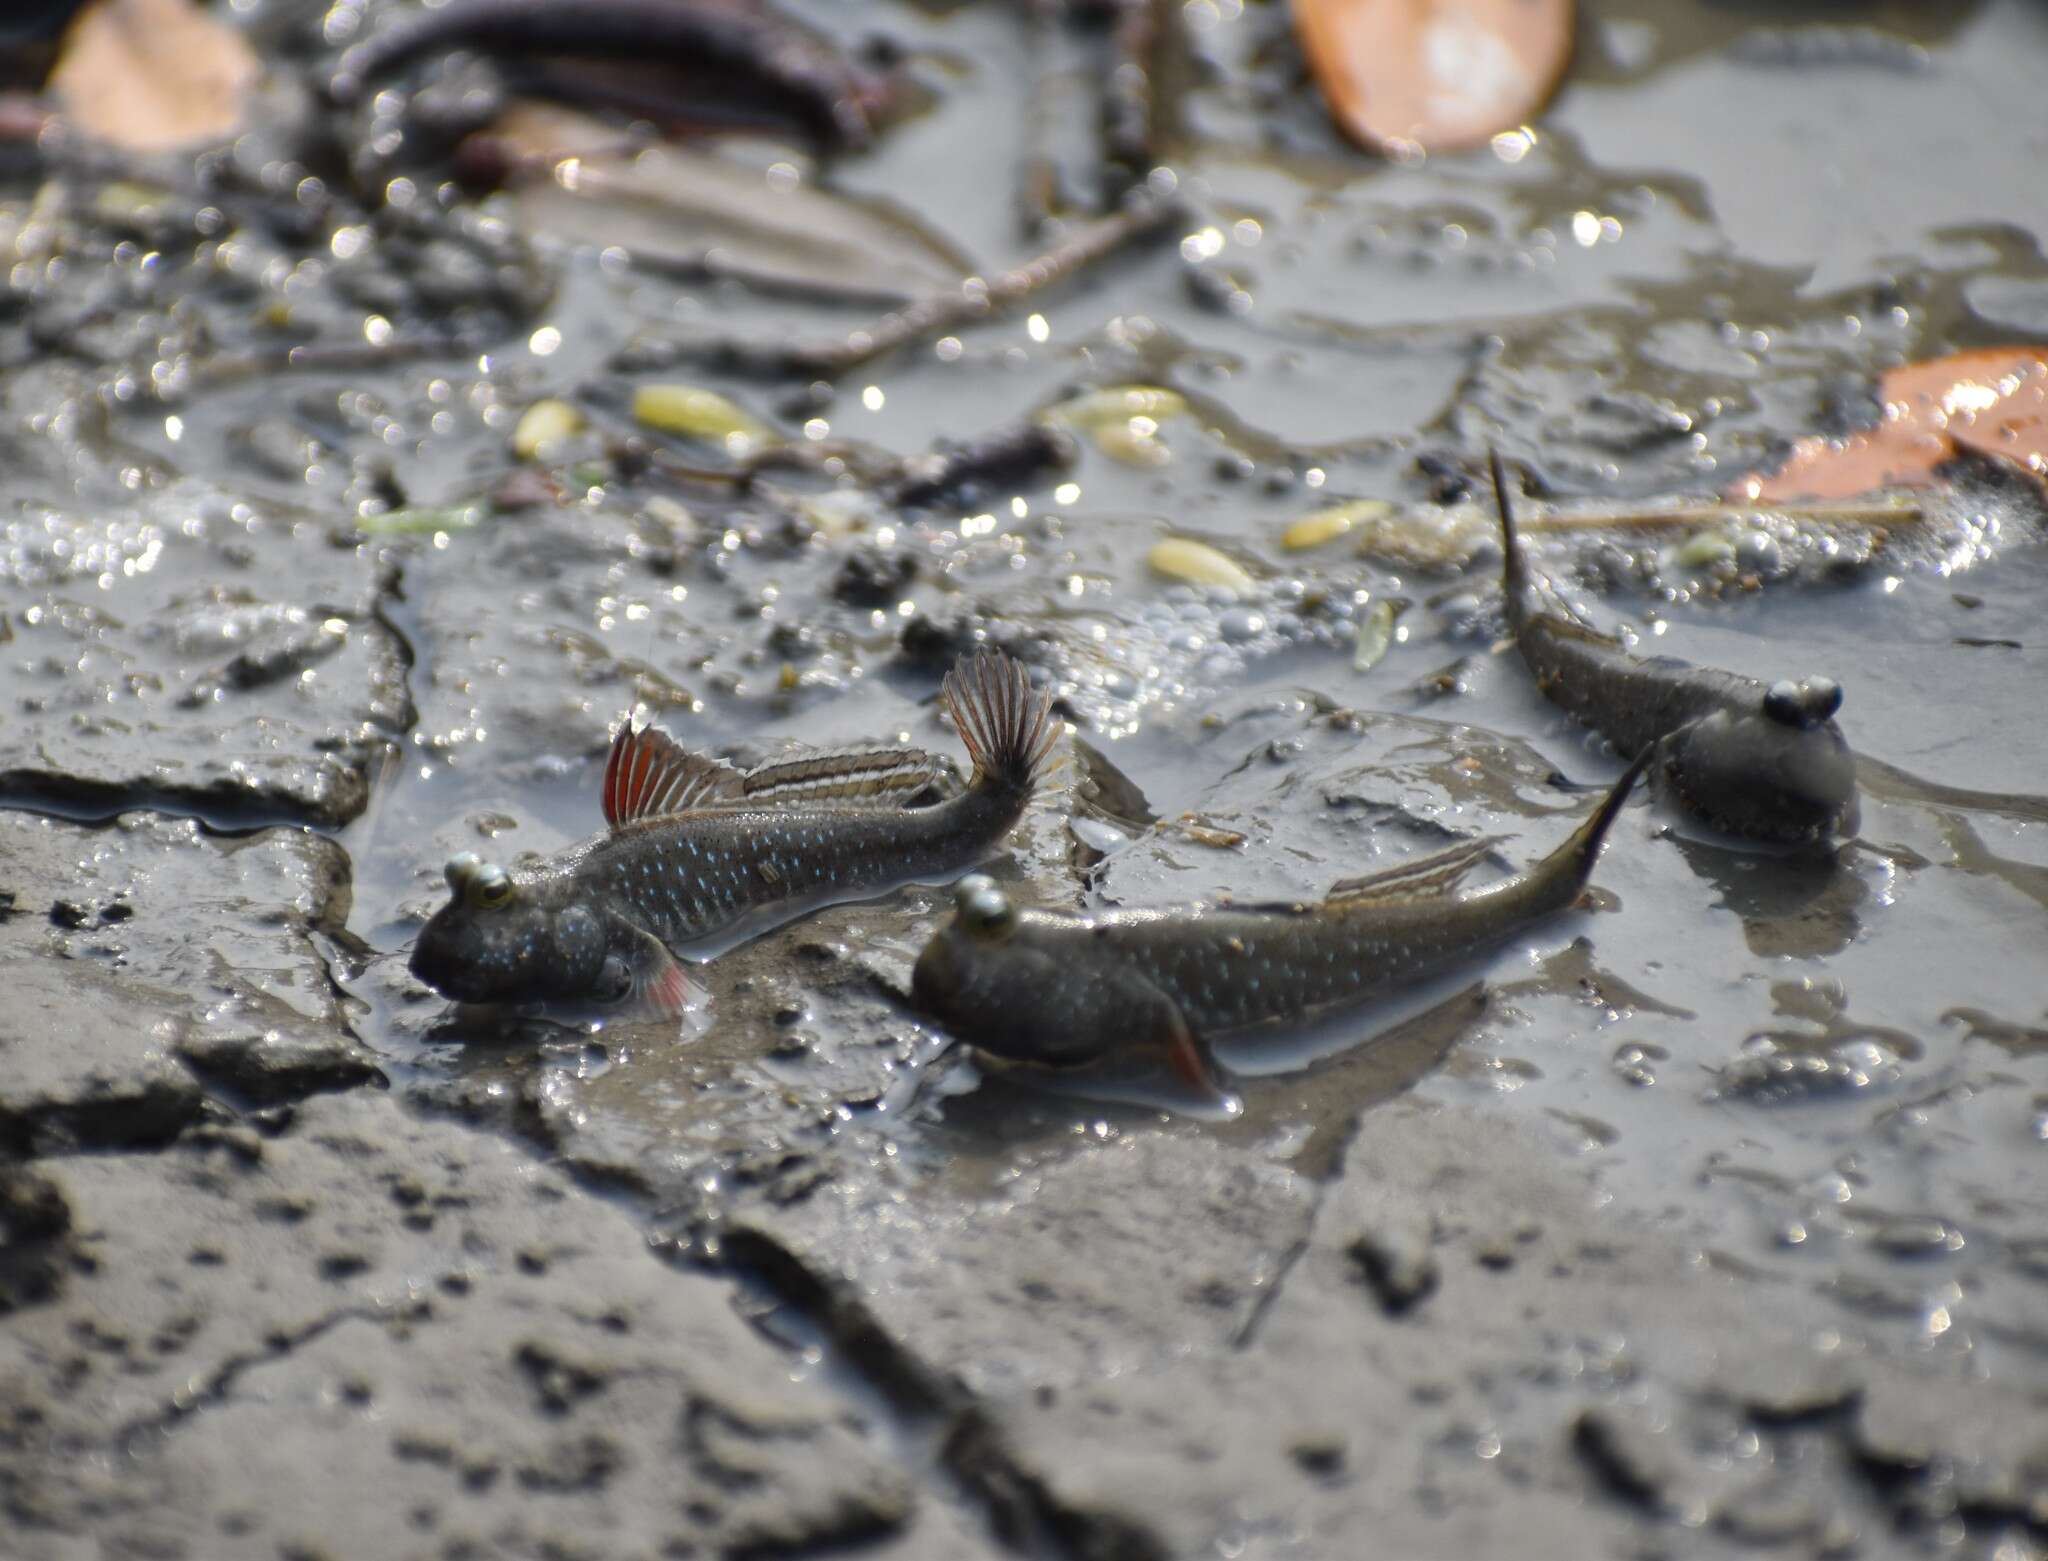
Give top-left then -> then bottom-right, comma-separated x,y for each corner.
1324,835 -> 1506,907
602,722 -> 744,828
741,747 -> 957,808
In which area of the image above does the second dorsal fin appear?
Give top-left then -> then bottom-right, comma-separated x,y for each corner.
741,747 -> 957,807
1324,835 -> 1504,906
602,723 -> 745,828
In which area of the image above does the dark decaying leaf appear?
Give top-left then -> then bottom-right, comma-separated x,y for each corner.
485,102 -> 972,306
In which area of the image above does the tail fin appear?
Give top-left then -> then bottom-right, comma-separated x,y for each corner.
1541,743 -> 1655,897
1490,446 -> 1532,630
941,650 -> 1058,795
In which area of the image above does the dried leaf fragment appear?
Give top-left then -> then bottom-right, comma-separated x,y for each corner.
1740,349 -> 2048,501
1352,596 -> 1406,673
51,0 -> 258,154
1291,0 -> 1573,156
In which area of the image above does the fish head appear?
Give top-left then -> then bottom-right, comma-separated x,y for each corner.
409,852 -> 611,1004
1662,677 -> 1859,842
912,876 -> 1122,1069
912,874 -> 1021,1015
914,876 -> 1057,1049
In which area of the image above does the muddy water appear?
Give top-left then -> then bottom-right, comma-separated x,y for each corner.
6,0 -> 2048,1553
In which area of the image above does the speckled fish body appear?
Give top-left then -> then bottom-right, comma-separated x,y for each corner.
912,747 -> 1650,1091
410,651 -> 1057,1010
1492,451 -> 1858,843
537,783 -> 1028,956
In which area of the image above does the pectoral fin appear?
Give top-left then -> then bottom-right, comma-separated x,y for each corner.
605,927 -> 701,1020
1152,1001 -> 1241,1117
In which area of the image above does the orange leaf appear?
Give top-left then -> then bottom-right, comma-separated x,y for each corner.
1735,349 -> 2048,503
49,0 -> 258,154
1291,0 -> 1573,157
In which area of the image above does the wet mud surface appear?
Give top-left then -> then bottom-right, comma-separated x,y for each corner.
4,1 -> 2048,1557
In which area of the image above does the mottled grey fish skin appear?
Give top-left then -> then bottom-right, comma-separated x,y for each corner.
1492,450 -> 1859,843
913,747 -> 1650,1076
547,783 -> 1030,954
409,651 -> 1056,1007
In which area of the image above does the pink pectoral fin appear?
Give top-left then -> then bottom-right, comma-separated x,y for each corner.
617,938 -> 705,1024
1158,1008 -> 1239,1115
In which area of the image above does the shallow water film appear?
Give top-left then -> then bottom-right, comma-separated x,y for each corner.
4,1 -> 2047,1556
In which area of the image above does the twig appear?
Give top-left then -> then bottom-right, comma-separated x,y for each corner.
662,195 -> 1186,379
1102,0 -> 1168,195
1014,0 -> 1067,238
183,334 -> 492,392
1518,500 -> 1926,532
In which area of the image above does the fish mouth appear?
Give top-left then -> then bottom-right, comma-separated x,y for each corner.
407,940 -> 498,1003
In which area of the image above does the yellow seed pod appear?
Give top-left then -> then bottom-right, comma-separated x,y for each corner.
1282,498 -> 1392,551
1046,385 -> 1189,431
632,384 -> 775,458
511,398 -> 584,460
1148,537 -> 1254,594
1094,419 -> 1173,468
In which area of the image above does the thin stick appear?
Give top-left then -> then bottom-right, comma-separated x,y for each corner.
1102,0 -> 1166,193
184,335 -> 492,392
665,195 -> 1186,379
1517,500 -> 1926,532
1015,0 -> 1065,238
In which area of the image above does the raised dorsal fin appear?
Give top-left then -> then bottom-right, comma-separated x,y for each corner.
1324,835 -> 1504,906
741,747 -> 957,807
603,723 -> 744,828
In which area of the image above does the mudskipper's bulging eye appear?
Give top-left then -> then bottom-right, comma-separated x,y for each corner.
445,851 -> 482,894
955,873 -> 1015,936
471,862 -> 513,909
1764,676 -> 1844,730
1763,680 -> 1804,727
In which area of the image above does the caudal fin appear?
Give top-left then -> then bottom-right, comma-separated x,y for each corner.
941,650 -> 1058,795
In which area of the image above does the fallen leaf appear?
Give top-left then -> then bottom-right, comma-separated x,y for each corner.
1737,348 -> 2048,502
1352,595 -> 1405,672
49,0 -> 258,154
1291,0 -> 1573,156
487,103 -> 969,305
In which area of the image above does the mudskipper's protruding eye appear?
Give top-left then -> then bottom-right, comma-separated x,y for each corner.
1800,676 -> 1843,722
445,852 -> 482,894
470,862 -> 513,909
1764,676 -> 1844,730
954,873 -> 1015,937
